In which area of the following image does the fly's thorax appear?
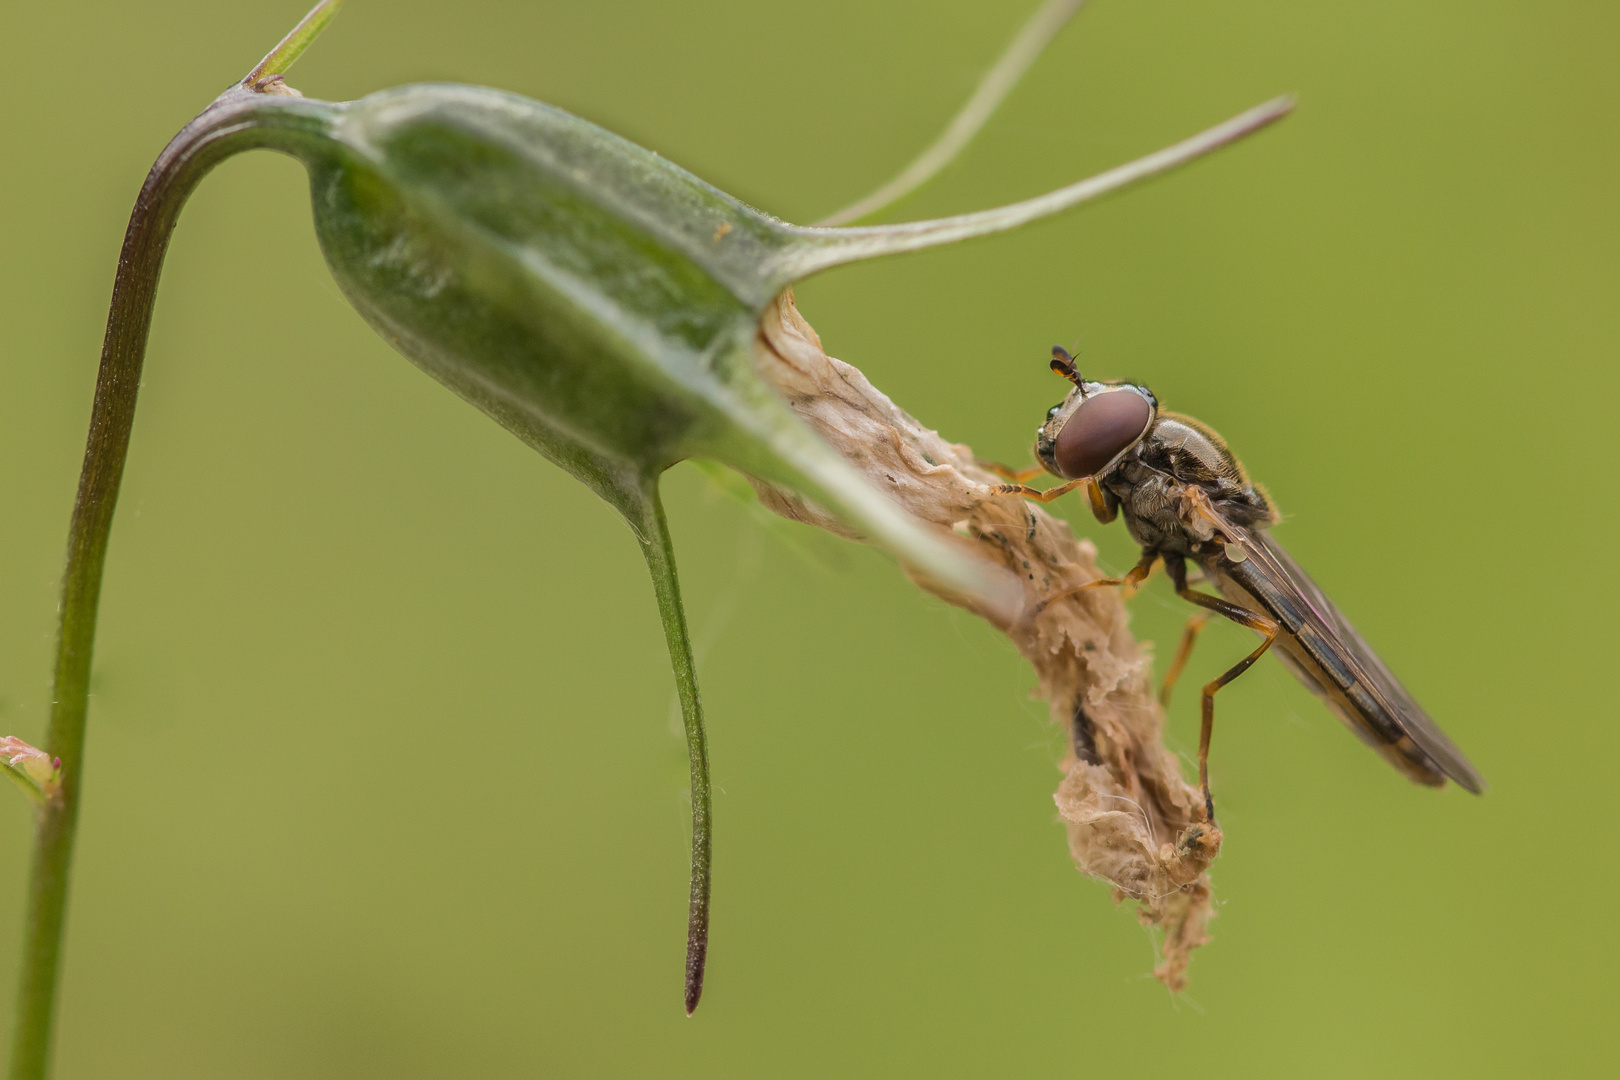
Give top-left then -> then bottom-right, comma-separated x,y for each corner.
1140,413 -> 1247,490
1135,413 -> 1278,524
1107,413 -> 1279,555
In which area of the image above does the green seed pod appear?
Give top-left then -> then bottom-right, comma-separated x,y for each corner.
292,84 -> 1013,604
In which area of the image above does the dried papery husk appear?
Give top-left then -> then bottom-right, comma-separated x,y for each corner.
749,290 -> 1221,989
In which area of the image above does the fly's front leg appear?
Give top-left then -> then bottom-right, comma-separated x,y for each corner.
977,460 -> 1047,483
991,476 -> 1088,503
990,474 -> 1119,520
1032,550 -> 1158,618
1164,558 -> 1279,825
1084,477 -> 1118,524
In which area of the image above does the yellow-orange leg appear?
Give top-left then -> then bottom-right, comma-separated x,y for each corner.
991,476 -> 1089,503
1083,477 -> 1117,524
1159,613 -> 1212,706
1032,550 -> 1158,618
993,472 -> 1119,527
1172,584 -> 1279,825
978,460 -> 1047,483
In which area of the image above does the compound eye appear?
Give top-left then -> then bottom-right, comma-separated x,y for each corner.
1053,391 -> 1152,479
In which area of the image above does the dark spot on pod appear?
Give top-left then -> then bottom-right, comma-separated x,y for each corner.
1072,699 -> 1099,764
1054,391 -> 1152,479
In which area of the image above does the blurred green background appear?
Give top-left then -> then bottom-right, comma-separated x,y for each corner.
1,0 -> 1614,1076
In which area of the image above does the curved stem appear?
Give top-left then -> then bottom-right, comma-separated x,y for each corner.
6,90 -> 331,1080
632,482 -> 713,1016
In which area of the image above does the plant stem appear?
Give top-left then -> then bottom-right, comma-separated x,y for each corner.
5,90 -> 329,1080
633,482 -> 713,1016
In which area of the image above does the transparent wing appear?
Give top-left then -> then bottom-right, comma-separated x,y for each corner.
1205,519 -> 1486,794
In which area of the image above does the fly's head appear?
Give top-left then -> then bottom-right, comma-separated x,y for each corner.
1033,346 -> 1159,481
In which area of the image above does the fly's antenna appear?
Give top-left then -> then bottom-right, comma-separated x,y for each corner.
1050,345 -> 1086,396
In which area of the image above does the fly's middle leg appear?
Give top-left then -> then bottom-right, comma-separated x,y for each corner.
1032,550 -> 1158,618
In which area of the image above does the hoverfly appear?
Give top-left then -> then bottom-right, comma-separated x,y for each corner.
989,346 -> 1485,821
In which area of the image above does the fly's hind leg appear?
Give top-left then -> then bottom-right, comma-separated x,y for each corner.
1159,613 -> 1212,706
1163,558 -> 1279,825
1192,619 -> 1277,825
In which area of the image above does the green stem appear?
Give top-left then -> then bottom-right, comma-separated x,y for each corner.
5,90 -> 330,1080
633,481 -> 712,1016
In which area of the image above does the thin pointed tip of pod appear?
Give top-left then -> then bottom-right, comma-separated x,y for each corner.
772,92 -> 1297,284
684,939 -> 707,1016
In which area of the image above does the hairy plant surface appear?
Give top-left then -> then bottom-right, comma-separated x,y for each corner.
752,293 -> 1220,987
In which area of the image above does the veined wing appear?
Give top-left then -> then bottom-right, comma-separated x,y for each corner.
1202,519 -> 1485,793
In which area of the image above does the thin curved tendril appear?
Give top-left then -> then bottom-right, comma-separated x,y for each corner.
244,0 -> 346,85
816,0 -> 1089,226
